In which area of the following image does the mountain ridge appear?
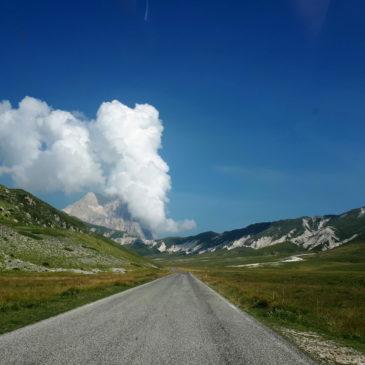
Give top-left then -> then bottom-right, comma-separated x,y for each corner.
63,192 -> 153,242
136,206 -> 365,255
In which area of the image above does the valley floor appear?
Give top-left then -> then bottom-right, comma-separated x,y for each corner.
0,273 -> 312,365
0,268 -> 165,335
1,237 -> 364,364
165,243 -> 365,364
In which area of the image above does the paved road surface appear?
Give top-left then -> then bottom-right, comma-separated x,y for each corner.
0,273 -> 313,364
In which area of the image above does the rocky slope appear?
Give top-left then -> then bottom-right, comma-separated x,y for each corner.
139,206 -> 365,255
63,192 -> 152,243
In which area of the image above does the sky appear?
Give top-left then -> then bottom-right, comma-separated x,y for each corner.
0,0 -> 365,236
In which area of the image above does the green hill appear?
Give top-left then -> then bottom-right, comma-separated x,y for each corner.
0,184 -> 152,273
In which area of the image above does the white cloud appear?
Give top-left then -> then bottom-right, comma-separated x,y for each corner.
0,96 -> 196,235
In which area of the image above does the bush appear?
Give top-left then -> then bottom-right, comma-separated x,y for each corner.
61,287 -> 81,297
251,297 -> 269,309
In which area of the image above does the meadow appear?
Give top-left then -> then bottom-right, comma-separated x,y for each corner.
0,268 -> 166,334
164,242 -> 365,353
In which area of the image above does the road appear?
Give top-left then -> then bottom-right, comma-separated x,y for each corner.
0,273 -> 313,365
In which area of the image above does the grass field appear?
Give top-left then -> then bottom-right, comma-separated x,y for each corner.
0,268 -> 167,335
0,184 -> 168,335
161,242 -> 365,354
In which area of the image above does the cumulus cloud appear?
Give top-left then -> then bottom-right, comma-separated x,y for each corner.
0,96 -> 196,235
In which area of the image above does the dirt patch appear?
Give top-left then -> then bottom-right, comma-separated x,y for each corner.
282,328 -> 365,365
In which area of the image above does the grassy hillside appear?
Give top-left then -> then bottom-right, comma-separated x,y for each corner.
0,185 -> 85,230
0,183 -> 167,334
0,184 -> 153,272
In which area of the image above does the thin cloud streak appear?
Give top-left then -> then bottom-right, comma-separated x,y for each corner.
144,0 -> 149,21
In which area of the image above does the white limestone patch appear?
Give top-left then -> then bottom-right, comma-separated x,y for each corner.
143,239 -> 159,247
281,256 -> 304,263
292,218 -> 359,251
318,218 -> 330,229
251,232 -> 292,249
110,267 -> 126,273
158,242 -> 167,252
340,234 -> 358,245
228,263 -> 262,268
165,240 -> 202,255
252,236 -> 273,249
224,235 -> 251,250
290,218 -> 342,250
113,236 -> 138,245
227,254 -> 307,268
198,247 -> 217,255
282,328 -> 365,365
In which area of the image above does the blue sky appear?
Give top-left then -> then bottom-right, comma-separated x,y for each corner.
0,0 -> 365,235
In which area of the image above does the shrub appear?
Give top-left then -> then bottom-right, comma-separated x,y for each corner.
251,297 -> 269,309
61,287 -> 81,297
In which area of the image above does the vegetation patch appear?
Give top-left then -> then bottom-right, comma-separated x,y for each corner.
173,242 -> 365,357
0,269 -> 167,334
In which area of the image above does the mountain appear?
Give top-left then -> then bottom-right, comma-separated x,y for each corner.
63,192 -> 153,243
138,206 -> 365,255
0,184 -> 153,273
59,190 -> 365,257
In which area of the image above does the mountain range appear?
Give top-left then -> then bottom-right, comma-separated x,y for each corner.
148,207 -> 365,255
61,192 -> 365,256
1,184 -> 364,262
62,192 -> 365,256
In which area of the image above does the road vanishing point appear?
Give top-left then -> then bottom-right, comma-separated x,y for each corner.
0,273 -> 313,364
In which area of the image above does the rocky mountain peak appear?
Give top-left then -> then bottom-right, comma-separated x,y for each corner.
63,193 -> 152,240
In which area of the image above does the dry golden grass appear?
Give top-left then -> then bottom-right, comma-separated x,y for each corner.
192,265 -> 365,352
0,270 -> 160,303
0,269 -> 167,334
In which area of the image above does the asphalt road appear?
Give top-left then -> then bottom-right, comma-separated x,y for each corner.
0,273 -> 313,365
